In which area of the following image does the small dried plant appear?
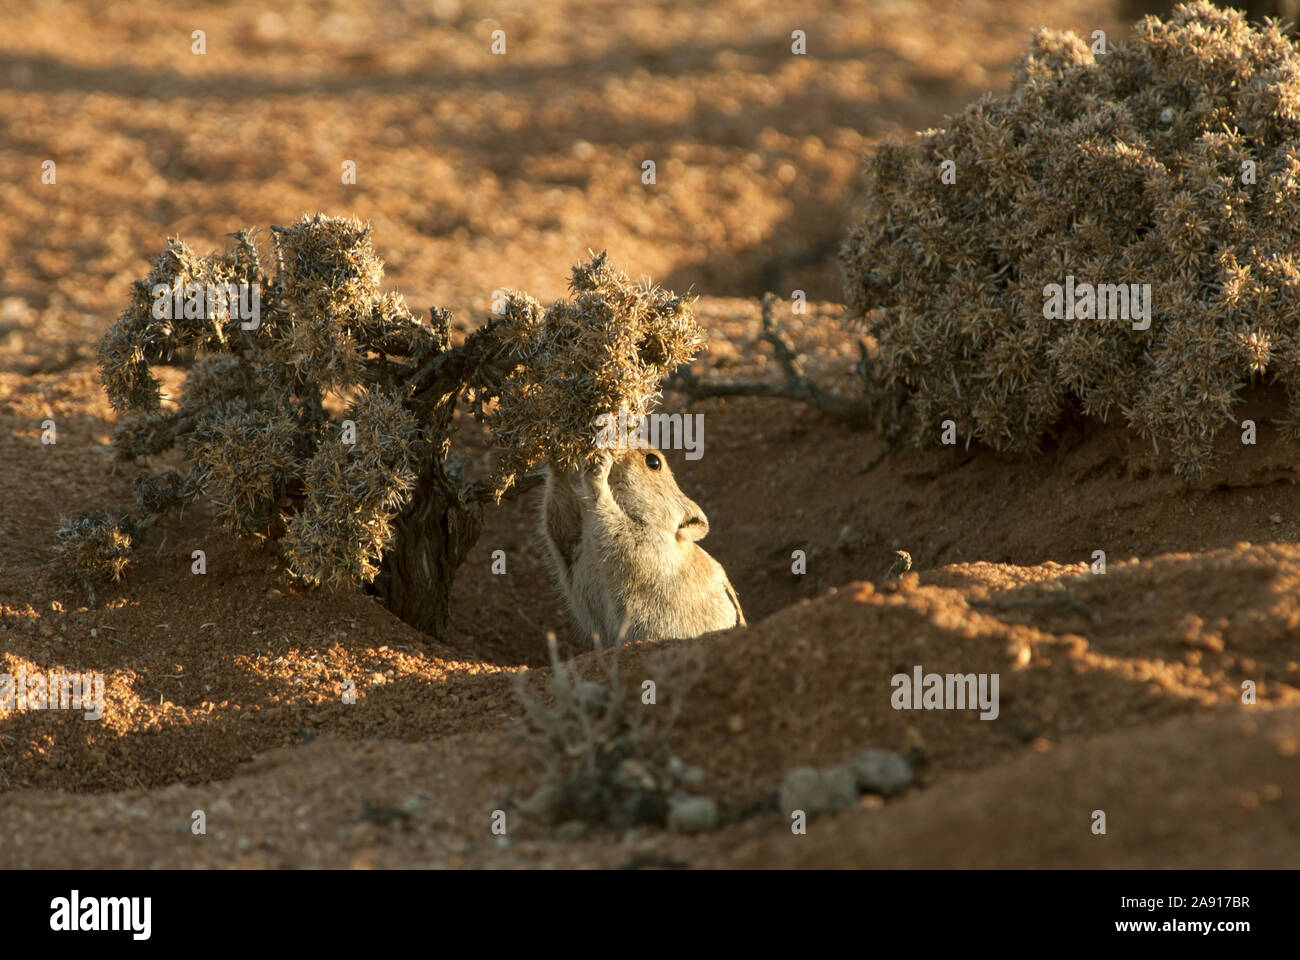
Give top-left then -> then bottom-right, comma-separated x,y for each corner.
510,632 -> 702,831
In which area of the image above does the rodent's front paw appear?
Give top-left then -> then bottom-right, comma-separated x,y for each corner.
580,451 -> 613,498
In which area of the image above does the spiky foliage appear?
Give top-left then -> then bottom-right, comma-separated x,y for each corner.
481,252 -> 702,496
75,213 -> 448,589
282,389 -> 426,589
53,511 -> 138,584
96,231 -> 270,414
271,217 -> 440,389
842,2 -> 1300,477
64,217 -> 696,636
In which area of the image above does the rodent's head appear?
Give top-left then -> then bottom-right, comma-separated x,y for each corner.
607,441 -> 709,543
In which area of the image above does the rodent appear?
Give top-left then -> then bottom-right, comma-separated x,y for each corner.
540,442 -> 745,645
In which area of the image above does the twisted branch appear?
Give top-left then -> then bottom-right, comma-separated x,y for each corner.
666,293 -> 876,429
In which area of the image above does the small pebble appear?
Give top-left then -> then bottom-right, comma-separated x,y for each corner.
851,749 -> 913,797
667,795 -> 718,834
821,765 -> 860,810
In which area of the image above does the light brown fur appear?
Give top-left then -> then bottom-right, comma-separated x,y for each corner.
540,442 -> 744,645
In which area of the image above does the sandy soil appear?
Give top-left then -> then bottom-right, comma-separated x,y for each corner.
2,0 -> 1298,869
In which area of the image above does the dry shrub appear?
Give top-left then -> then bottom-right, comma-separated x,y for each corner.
60,216 -> 700,637
842,2 -> 1300,477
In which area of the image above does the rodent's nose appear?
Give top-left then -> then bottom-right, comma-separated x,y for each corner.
676,513 -> 709,542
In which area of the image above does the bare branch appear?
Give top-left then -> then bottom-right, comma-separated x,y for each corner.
666,293 -> 876,428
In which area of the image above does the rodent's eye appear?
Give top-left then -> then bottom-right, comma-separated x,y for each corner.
644,453 -> 662,471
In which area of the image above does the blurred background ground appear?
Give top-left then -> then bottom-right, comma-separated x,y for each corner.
1,0 -> 1298,869
0,0 -> 1126,375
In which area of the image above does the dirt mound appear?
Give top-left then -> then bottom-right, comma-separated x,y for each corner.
725,705 -> 1300,869
4,297 -> 1299,866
